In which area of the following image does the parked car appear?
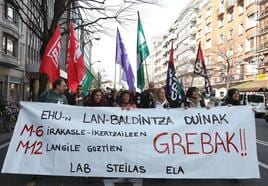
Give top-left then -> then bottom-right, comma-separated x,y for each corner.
241,93 -> 266,116
219,92 -> 266,117
264,106 -> 268,123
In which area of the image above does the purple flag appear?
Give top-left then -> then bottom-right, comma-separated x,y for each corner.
115,28 -> 135,91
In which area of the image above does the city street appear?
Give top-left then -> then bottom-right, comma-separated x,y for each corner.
0,118 -> 267,186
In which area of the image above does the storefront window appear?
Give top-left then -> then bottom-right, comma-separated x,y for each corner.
9,83 -> 20,103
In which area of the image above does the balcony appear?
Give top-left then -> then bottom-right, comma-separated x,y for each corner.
257,42 -> 268,52
226,0 -> 235,11
190,12 -> 197,22
189,40 -> 196,49
259,7 -> 268,19
259,0 -> 268,5
189,26 -> 196,35
167,33 -> 177,42
217,5 -> 224,16
259,25 -> 268,35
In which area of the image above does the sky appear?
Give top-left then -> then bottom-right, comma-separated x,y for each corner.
91,0 -> 190,86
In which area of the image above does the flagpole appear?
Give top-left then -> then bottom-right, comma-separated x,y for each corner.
191,74 -> 195,87
114,63 -> 117,89
144,59 -> 150,88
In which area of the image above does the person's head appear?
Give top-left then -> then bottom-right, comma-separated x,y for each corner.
91,89 -> 103,103
227,88 -> 240,102
52,79 -> 66,94
120,90 -> 132,104
186,87 -> 200,100
149,82 -> 155,90
156,87 -> 166,102
77,85 -> 82,94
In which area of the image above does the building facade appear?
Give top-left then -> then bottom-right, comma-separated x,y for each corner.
149,0 -> 200,88
257,0 -> 268,75
196,0 -> 259,94
1,0 -> 87,101
148,0 -> 267,97
0,0 -> 27,102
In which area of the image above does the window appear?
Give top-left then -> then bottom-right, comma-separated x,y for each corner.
246,13 -> 256,29
3,1 -> 16,23
218,34 -> 224,44
2,33 -> 17,56
197,29 -> 202,38
205,39 -> 211,49
206,23 -> 211,33
228,48 -> 233,57
228,10 -> 233,22
238,23 -> 243,35
238,44 -> 243,53
246,37 -> 255,51
246,0 -> 255,7
217,55 -> 224,61
218,16 -> 224,28
197,15 -> 202,25
228,29 -> 233,40
206,7 -> 212,18
205,55 -> 211,65
238,2 -> 244,15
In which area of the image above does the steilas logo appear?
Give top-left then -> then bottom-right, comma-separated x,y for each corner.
47,37 -> 61,67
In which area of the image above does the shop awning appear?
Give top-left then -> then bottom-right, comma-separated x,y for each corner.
231,80 -> 268,92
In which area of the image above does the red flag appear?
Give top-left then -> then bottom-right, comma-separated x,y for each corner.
39,25 -> 61,83
67,22 -> 86,92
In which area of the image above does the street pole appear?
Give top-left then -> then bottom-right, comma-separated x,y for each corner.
114,62 -> 117,90
191,74 -> 195,87
98,71 -> 100,88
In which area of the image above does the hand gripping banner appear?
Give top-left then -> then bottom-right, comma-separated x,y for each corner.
2,102 -> 260,178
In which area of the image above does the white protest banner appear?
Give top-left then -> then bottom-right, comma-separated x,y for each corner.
2,102 -> 260,178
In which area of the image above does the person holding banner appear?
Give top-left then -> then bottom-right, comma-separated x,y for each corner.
116,90 -> 137,109
84,89 -> 107,107
221,88 -> 241,106
39,79 -> 68,104
183,87 -> 205,108
151,87 -> 170,109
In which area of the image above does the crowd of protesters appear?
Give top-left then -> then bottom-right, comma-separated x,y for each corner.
38,78 -> 242,108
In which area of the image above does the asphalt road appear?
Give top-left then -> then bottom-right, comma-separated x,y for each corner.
0,118 -> 267,186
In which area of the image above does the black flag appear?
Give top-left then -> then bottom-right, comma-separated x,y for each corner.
166,43 -> 179,107
194,42 -> 212,97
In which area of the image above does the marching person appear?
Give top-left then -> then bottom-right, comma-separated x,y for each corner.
84,88 -> 107,107
140,81 -> 155,108
131,88 -> 142,108
221,88 -> 241,106
182,87 -> 205,108
39,78 -> 68,104
116,90 -> 137,109
152,87 -> 169,108
73,85 -> 85,106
